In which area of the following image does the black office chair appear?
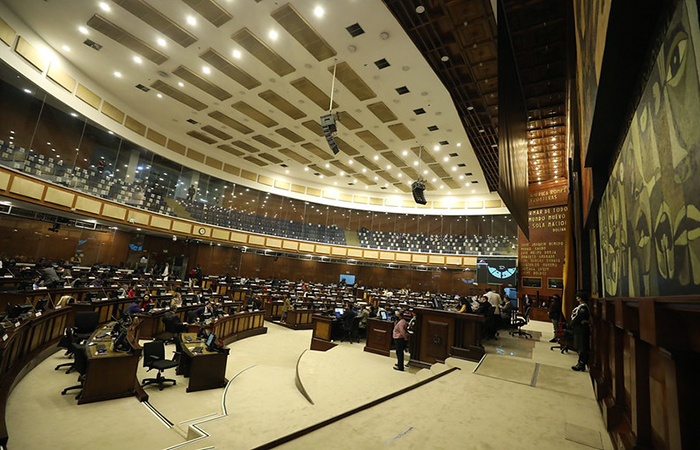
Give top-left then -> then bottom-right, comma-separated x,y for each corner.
509,307 -> 533,338
141,340 -> 178,390
161,314 -> 183,345
74,311 -> 100,342
61,342 -> 88,400
55,327 -> 77,373
551,322 -> 574,353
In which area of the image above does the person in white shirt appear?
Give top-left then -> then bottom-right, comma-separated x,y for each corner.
162,262 -> 169,280
484,288 -> 502,314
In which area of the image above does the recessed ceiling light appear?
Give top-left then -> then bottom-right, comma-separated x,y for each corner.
386,164 -> 391,169
348,160 -> 353,165
71,113 -> 78,117
457,143 -> 461,147
362,168 -> 367,172
325,163 -> 330,168
285,170 -> 289,174
432,178 -> 436,182
78,26 -> 88,35
178,82 -> 184,88
268,30 -> 278,40
114,71 -> 122,78
452,167 -> 457,171
62,45 -> 70,52
202,66 -> 211,74
157,37 -> 166,47
471,189 -> 476,193
443,156 -> 449,162
373,155 -> 379,160
232,49 -> 242,59
156,93 -> 163,98
433,145 -> 439,151
187,16 -> 197,26
402,150 -> 408,156
314,6 -> 324,17
423,170 -> 428,175
99,2 -> 111,12
466,182 -> 471,186
374,176 -> 378,180
304,167 -> 309,171
133,56 -> 142,64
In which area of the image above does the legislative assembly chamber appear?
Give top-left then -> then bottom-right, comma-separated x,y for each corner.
0,0 -> 697,449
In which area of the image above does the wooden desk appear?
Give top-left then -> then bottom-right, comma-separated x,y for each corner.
80,322 -> 144,404
177,333 -> 229,392
210,310 -> 267,345
310,314 -> 337,351
264,301 -> 283,321
364,318 -> 394,357
284,309 -> 314,330
409,308 -> 485,368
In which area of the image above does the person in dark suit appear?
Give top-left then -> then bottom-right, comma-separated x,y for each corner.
195,302 -> 216,321
570,291 -> 591,371
40,264 -> 61,288
549,294 -> 563,342
125,301 -> 142,315
163,305 -> 188,332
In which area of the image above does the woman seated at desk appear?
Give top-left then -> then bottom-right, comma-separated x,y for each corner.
456,296 -> 473,314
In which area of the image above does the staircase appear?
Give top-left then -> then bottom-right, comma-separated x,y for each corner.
345,229 -> 360,247
164,198 -> 194,220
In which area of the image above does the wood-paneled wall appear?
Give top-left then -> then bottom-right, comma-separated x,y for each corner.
590,296 -> 700,449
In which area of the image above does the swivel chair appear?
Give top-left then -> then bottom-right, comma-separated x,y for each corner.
61,342 -> 88,400
509,307 -> 533,339
74,311 -> 100,342
55,327 -> 76,373
141,340 -> 178,390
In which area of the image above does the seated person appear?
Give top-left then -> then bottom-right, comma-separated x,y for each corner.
456,296 -> 473,314
195,302 -> 217,322
340,303 -> 356,329
125,300 -> 142,315
139,294 -> 154,312
356,305 -> 369,330
475,295 -> 494,316
162,305 -> 188,333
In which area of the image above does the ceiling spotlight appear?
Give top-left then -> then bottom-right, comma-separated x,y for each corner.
157,37 -> 166,47
156,93 -> 163,98
78,26 -> 88,35
416,5 -> 425,14
233,49 -> 241,59
202,66 -> 211,74
433,145 -> 439,151
268,30 -> 278,40
314,6 -> 324,17
373,155 -> 379,160
62,45 -> 70,52
99,2 -> 111,12
178,81 -> 184,87
114,71 -> 122,78
441,55 -> 449,62
413,161 -> 419,166
133,56 -> 142,64
457,143 -> 461,147
187,16 -> 197,26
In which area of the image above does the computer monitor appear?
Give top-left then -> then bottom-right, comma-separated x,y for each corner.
8,303 -> 33,320
334,307 -> 344,318
379,310 -> 389,321
113,329 -> 131,352
206,333 -> 216,349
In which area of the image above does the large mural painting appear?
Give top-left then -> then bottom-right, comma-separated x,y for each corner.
574,0 -> 612,156
599,0 -> 700,297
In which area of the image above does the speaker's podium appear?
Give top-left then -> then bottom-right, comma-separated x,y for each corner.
408,307 -> 485,368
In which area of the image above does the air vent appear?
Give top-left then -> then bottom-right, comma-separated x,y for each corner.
374,58 -> 390,69
348,182 -> 355,185
465,172 -> 473,175
135,84 -> 150,92
346,23 -> 364,37
428,125 -> 439,131
83,39 -> 103,51
186,118 -> 199,124
439,140 -> 449,145
413,108 -> 426,115
458,163 -> 466,167
472,180 -> 479,183
314,172 -> 321,176
449,153 -> 458,157
396,86 -> 409,95
280,163 -> 288,167
380,186 -> 387,189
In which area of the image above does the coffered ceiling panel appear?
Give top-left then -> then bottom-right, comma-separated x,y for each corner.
199,48 -> 261,89
172,65 -> 231,101
274,127 -> 304,143
232,140 -> 260,153
150,80 -> 207,111
208,110 -> 254,134
231,28 -> 295,77
258,90 -> 306,119
112,0 -> 197,48
181,0 -> 232,28
279,148 -> 311,165
87,14 -> 169,64
291,77 -> 338,111
330,62 -> 376,101
232,101 -> 278,127
271,3 -> 337,62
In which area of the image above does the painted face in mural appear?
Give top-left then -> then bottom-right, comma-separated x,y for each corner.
657,2 -> 700,287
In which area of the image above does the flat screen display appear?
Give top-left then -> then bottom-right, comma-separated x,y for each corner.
206,333 -> 216,348
339,274 -> 356,285
379,311 -> 389,320
476,258 -> 517,286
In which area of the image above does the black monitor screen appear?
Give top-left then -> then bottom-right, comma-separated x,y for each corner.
476,258 -> 517,286
379,311 -> 389,321
206,333 -> 216,349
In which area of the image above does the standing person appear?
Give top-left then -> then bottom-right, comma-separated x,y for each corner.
162,262 -> 170,280
548,294 -> 563,343
392,311 -> 409,372
570,291 -> 591,371
187,185 -> 196,202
